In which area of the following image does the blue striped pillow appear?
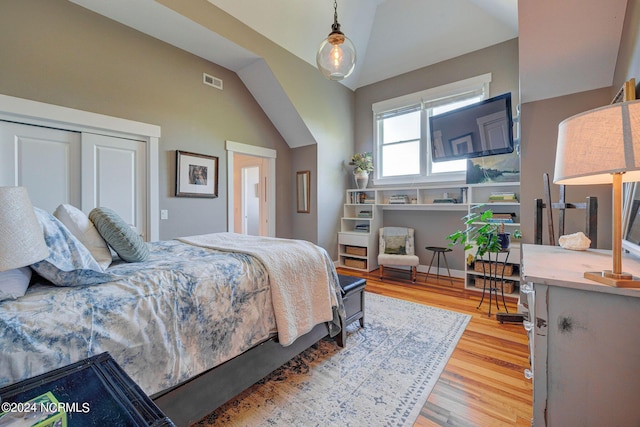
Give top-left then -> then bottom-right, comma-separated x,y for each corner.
89,207 -> 149,263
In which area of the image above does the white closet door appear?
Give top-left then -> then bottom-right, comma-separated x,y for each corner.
0,121 -> 81,212
81,133 -> 147,239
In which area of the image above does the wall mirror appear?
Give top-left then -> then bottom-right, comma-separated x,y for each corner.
296,170 -> 310,213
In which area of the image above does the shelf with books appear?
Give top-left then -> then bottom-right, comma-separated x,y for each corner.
463,182 -> 521,294
339,190 -> 381,272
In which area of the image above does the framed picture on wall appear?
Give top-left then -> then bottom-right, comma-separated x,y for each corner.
175,150 -> 218,198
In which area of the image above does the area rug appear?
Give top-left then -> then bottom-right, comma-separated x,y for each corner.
193,292 -> 471,427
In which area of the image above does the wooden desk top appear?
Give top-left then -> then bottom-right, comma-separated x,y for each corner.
521,243 -> 640,298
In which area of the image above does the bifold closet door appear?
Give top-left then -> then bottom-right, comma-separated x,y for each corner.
81,133 -> 147,239
0,120 -> 81,212
0,121 -> 147,239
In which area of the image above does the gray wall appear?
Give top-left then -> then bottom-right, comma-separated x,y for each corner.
519,0 -> 640,251
353,39 -> 519,271
613,0 -> 640,91
519,89 -> 613,249
292,144 -> 318,243
0,0 -> 355,252
158,0 -> 355,255
0,0 -> 294,241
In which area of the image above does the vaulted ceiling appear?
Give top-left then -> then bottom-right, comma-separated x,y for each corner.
69,0 -> 628,104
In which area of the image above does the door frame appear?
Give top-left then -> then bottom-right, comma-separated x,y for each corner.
226,140 -> 276,237
240,165 -> 260,235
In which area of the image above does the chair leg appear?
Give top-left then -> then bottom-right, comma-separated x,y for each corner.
379,265 -> 384,280
412,266 -> 417,282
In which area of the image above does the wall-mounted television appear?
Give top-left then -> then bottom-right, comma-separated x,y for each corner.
430,92 -> 514,162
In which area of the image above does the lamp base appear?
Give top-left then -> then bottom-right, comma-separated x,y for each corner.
584,271 -> 640,288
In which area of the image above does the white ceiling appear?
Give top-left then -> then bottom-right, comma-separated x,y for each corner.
206,0 -> 518,90
69,0 -> 628,103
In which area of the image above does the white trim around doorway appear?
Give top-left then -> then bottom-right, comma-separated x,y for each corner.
225,140 -> 276,237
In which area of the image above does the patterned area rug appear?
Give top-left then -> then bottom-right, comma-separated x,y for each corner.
193,292 -> 471,427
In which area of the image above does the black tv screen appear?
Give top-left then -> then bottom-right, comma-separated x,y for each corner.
429,92 -> 514,162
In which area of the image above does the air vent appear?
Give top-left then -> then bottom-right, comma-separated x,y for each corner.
203,73 -> 223,90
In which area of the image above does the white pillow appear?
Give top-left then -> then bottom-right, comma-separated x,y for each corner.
0,267 -> 32,301
31,208 -> 116,286
54,204 -> 112,269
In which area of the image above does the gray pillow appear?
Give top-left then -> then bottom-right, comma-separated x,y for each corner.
89,207 -> 149,263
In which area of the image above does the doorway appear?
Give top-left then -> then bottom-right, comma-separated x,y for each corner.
226,141 -> 276,237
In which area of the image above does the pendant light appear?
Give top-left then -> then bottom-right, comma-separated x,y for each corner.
316,0 -> 356,81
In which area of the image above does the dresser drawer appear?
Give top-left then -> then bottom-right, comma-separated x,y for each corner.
339,233 -> 368,247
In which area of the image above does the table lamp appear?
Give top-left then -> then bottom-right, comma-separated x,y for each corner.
554,99 -> 640,287
0,186 -> 49,272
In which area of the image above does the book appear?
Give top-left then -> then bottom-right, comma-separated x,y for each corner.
489,192 -> 518,202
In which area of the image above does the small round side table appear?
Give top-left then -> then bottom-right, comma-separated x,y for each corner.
425,246 -> 453,284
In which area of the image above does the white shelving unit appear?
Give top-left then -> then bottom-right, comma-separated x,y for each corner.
465,182 -> 521,295
337,182 -> 521,289
338,190 -> 380,272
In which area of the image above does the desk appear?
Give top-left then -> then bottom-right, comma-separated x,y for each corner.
522,244 -> 640,426
0,352 -> 174,427
475,249 -> 510,317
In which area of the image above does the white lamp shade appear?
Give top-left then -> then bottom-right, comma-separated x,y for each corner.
0,186 -> 49,271
554,99 -> 640,185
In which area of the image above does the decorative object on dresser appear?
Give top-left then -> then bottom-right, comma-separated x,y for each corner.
175,150 -> 219,198
554,99 -> 640,287
378,227 -> 419,282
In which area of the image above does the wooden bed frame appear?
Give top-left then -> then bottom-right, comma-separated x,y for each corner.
152,323 -> 331,426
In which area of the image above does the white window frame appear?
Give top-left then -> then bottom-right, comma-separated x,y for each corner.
372,73 -> 492,186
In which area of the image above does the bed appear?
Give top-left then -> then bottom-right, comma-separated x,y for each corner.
0,205 -> 344,426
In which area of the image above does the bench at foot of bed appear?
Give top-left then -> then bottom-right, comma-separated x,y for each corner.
336,274 -> 367,347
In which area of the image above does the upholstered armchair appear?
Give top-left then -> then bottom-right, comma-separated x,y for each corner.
378,227 -> 419,282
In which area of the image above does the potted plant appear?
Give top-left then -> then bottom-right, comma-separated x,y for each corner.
349,152 -> 373,189
447,206 -> 521,258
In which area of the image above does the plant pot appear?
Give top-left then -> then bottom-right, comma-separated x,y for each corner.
497,232 -> 511,250
354,171 -> 369,189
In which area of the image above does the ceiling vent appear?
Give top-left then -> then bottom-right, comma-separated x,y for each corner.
203,73 -> 223,90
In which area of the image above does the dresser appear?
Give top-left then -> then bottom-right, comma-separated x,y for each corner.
521,244 -> 640,427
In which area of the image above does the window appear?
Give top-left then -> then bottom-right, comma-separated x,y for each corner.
372,74 -> 491,185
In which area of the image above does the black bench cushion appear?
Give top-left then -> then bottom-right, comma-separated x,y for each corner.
337,274 -> 366,294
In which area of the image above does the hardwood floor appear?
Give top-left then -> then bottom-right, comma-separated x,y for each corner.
336,267 -> 533,427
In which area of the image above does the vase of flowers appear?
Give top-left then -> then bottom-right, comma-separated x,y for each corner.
349,152 -> 373,189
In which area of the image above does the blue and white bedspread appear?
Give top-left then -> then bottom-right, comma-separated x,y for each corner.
0,240 -> 277,396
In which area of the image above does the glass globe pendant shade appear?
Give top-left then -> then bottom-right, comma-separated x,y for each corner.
316,30 -> 356,80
